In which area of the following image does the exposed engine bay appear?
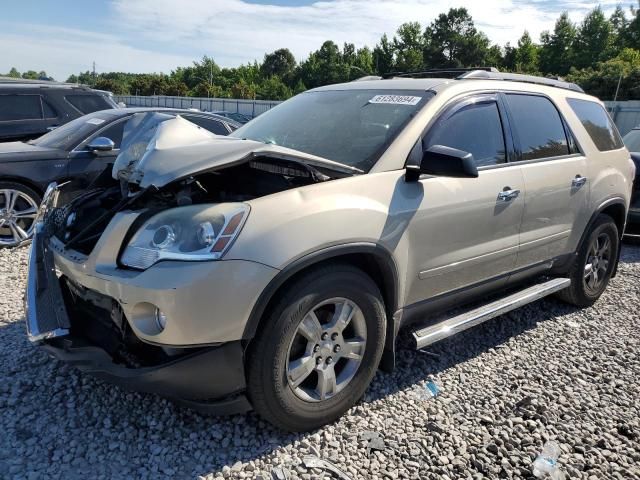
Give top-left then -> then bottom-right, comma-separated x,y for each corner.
51,155 -> 340,255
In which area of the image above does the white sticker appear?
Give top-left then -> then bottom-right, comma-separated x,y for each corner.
369,94 -> 422,106
86,118 -> 105,125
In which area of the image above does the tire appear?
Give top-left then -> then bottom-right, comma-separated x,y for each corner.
556,214 -> 619,307
0,181 -> 41,248
247,264 -> 386,431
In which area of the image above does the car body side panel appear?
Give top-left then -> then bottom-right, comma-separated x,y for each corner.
516,155 -> 590,268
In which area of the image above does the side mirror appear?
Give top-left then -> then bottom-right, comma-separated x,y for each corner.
406,145 -> 479,182
87,137 -> 115,153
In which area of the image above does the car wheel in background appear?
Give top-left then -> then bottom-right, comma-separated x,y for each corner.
0,182 -> 41,248
247,265 -> 386,431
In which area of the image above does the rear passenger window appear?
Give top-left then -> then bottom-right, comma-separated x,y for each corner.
427,101 -> 506,167
0,94 -> 43,121
506,94 -> 569,160
567,98 -> 624,151
65,94 -> 112,114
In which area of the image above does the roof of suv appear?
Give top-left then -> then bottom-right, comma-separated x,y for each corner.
311,69 -> 587,97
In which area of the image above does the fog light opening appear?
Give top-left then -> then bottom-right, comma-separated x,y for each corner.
154,308 -> 168,332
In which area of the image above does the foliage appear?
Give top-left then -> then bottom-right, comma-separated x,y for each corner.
6,4 -> 640,101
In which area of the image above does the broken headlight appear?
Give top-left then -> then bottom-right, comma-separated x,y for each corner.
120,203 -> 249,270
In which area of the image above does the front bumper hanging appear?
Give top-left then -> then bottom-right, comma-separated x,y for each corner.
24,225 -> 251,415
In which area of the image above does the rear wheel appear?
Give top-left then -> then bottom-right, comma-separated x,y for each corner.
557,214 -> 619,307
247,265 -> 386,431
0,182 -> 41,248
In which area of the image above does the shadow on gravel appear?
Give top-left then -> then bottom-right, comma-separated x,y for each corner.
1,245 -> 637,478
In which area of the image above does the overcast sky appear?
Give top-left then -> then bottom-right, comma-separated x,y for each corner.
0,0 -> 625,81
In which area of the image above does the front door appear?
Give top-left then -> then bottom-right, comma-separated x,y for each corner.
405,94 -> 525,305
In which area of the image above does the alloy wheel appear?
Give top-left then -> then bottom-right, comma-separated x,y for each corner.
286,297 -> 367,402
0,189 -> 39,247
583,232 -> 611,295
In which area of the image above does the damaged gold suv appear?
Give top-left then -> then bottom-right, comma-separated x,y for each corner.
25,69 -> 635,431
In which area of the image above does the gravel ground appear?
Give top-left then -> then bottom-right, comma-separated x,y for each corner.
1,245 -> 639,480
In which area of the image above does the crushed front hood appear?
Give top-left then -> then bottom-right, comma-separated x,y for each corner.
113,113 -> 361,189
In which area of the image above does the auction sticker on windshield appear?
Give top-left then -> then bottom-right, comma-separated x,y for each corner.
369,95 -> 422,106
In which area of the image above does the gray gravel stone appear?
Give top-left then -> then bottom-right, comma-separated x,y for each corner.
1,245 -> 639,479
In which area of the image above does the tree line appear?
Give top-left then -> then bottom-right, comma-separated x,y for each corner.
3,4 -> 640,101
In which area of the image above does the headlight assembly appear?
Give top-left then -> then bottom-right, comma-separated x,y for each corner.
120,203 -> 249,270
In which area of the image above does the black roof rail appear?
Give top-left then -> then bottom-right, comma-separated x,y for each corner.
458,70 -> 584,93
382,67 -> 498,79
0,76 -> 89,88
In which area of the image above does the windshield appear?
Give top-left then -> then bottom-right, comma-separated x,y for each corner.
31,111 -> 115,150
230,89 -> 433,171
623,129 -> 640,152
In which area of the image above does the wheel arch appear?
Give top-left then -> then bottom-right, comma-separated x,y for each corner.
579,197 -> 627,278
243,242 -> 400,371
0,176 -> 45,198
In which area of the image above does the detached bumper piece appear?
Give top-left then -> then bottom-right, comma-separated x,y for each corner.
41,338 -> 251,415
25,226 -> 71,342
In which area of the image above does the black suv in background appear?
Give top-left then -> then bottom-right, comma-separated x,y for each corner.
0,79 -> 119,142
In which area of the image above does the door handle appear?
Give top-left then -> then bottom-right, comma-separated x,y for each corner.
498,187 -> 520,201
572,175 -> 587,188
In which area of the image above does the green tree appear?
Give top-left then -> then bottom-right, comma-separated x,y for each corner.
423,8 -> 490,68
393,22 -> 425,72
574,7 -> 613,69
567,48 -> 640,100
94,78 -> 128,94
514,31 -> 540,73
5,67 -> 21,78
539,12 -> 576,75
258,76 -> 292,100
261,48 -> 296,79
372,34 -> 395,75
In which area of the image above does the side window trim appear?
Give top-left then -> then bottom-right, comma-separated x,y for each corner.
72,116 -> 131,152
501,91 -> 579,164
421,93 -> 512,170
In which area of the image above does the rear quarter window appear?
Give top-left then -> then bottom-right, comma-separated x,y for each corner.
65,94 -> 112,114
0,94 -> 43,121
567,98 -> 624,152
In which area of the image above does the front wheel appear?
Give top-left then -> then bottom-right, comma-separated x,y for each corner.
557,214 -> 619,307
247,265 -> 386,431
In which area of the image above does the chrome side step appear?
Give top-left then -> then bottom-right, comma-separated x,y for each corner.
412,277 -> 570,350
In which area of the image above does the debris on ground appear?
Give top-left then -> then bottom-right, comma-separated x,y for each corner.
302,455 -> 352,480
532,441 -> 565,479
413,380 -> 440,401
360,431 -> 386,455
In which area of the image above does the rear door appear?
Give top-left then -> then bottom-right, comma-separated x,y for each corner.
405,94 -> 525,304
503,93 -> 590,268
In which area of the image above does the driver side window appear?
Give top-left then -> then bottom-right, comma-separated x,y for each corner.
427,101 -> 506,167
88,120 -> 126,149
